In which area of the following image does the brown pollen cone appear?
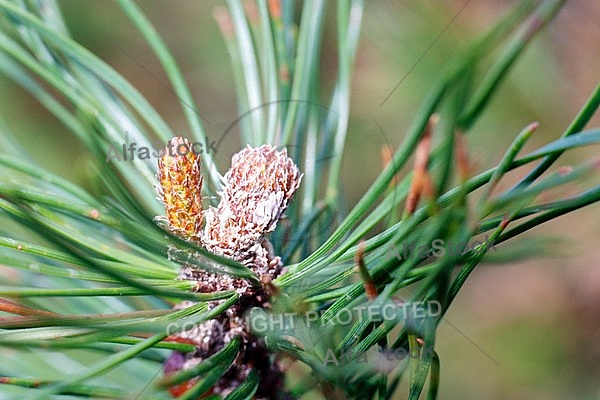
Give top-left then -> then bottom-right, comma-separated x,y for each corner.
157,136 -> 203,242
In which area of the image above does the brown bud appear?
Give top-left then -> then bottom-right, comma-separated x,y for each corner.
202,145 -> 302,272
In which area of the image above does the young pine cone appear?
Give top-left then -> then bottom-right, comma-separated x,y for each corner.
202,144 -> 302,275
157,141 -> 302,399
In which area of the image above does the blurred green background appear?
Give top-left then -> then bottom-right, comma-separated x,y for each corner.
1,1 -> 599,399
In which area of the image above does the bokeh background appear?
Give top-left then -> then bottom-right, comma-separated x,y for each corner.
1,1 -> 599,399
